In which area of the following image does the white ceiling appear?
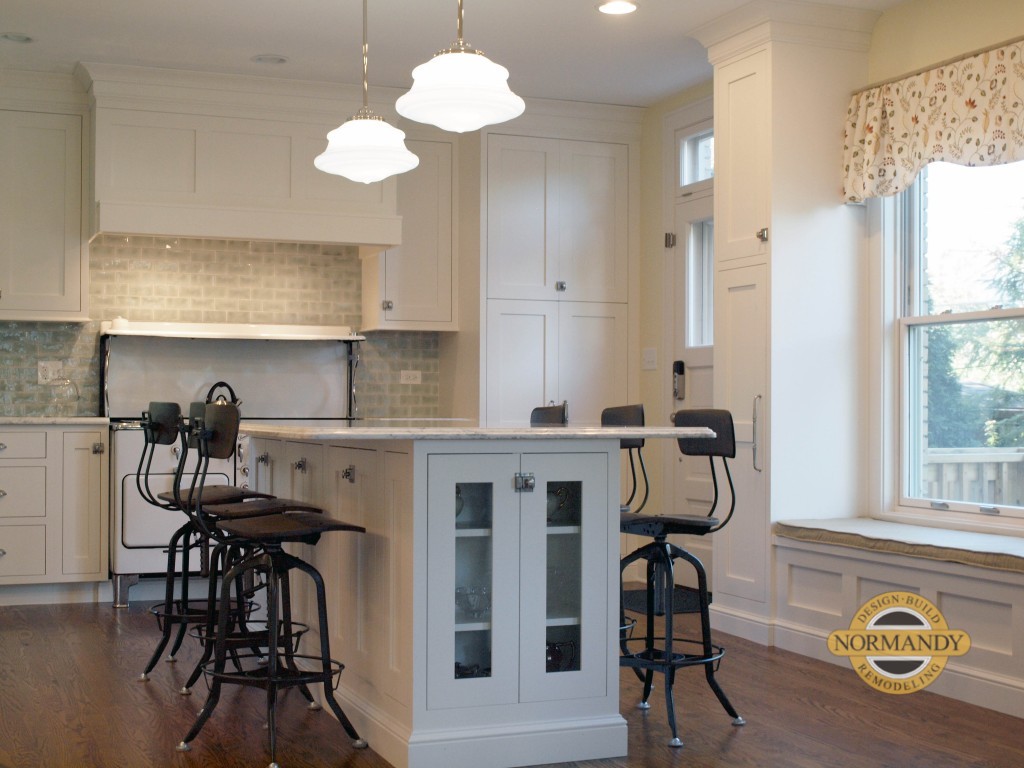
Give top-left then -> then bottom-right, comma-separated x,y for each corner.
1,0 -> 899,108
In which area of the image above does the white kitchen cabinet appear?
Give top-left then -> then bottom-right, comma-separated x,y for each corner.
361,140 -> 457,331
0,425 -> 108,584
252,439 -> 324,507
485,299 -> 627,426
0,110 -> 88,321
714,48 -> 770,264
426,449 -> 609,709
712,264 -> 768,605
486,134 -> 628,304
697,15 -> 869,640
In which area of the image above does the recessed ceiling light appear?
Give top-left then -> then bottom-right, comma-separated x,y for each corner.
598,1 -> 637,15
0,32 -> 35,44
250,53 -> 289,65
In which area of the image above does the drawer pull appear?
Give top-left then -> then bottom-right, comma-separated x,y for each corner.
0,548 -> 6,558
0,489 -> 6,498
0,442 -> 6,451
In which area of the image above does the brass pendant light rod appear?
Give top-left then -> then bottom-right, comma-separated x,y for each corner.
361,0 -> 369,109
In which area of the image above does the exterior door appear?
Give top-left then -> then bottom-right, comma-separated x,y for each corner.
670,192 -> 717,518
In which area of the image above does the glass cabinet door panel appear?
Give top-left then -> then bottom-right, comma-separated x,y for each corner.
427,453 -> 520,710
520,451 -> 609,702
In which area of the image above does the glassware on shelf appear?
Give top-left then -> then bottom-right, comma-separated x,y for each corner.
455,585 -> 491,619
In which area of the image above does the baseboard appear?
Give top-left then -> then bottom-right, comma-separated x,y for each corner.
710,603 -> 774,645
773,617 -> 1024,718
330,685 -> 626,768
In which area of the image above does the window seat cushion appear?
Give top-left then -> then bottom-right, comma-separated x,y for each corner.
773,518 -> 1024,574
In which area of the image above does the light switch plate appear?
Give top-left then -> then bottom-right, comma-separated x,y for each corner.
641,348 -> 657,371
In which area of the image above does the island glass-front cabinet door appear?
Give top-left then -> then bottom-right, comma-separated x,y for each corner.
425,449 -> 608,710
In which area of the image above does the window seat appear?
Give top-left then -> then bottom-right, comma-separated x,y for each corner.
773,518 -> 1024,574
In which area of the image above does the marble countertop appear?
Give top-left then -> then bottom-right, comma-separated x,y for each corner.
240,418 -> 713,441
0,416 -> 110,425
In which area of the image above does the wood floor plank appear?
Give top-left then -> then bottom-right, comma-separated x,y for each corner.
0,602 -> 1021,767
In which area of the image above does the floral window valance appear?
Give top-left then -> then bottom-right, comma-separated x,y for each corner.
843,38 -> 1024,203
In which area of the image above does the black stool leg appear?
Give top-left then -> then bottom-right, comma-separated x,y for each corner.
139,521 -> 191,681
290,554 -> 367,748
657,543 -> 684,747
177,553 -> 264,753
165,529 -> 197,663
671,545 -> 745,727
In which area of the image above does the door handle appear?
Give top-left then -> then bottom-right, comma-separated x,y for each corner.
752,395 -> 763,472
673,360 -> 685,400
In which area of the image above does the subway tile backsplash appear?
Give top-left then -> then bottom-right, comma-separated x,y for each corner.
0,235 -> 438,419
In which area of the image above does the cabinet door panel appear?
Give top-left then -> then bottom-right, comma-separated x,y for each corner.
715,49 -> 769,263
426,452 -> 520,709
520,451 -> 608,702
379,140 -> 454,326
487,135 -> 560,300
62,431 -> 105,576
713,264 -> 768,603
0,110 -> 84,316
485,300 -> 558,426
559,141 -> 628,303
557,302 -> 628,427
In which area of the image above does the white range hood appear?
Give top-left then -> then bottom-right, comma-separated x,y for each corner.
78,63 -> 403,247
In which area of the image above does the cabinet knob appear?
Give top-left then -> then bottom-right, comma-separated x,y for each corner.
341,464 -> 356,483
0,489 -> 6,498
293,458 -> 308,473
756,227 -> 769,243
382,299 -> 394,311
257,452 -> 269,465
555,281 -> 567,292
0,443 -> 6,451
0,548 -> 6,558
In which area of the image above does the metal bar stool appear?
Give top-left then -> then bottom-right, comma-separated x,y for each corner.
618,408 -> 746,747
176,401 -> 368,766
135,400 -> 273,685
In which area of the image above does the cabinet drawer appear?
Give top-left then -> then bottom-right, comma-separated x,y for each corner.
0,431 -> 47,459
0,525 -> 46,577
0,467 -> 47,517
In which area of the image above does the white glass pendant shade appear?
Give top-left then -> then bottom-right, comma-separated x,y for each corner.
397,51 -> 524,133
315,111 -> 419,184
396,49 -> 525,133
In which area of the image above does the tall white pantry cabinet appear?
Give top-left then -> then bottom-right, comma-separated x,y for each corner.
699,15 -> 872,640
480,122 -> 637,427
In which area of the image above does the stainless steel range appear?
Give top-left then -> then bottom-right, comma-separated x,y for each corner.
100,320 -> 363,606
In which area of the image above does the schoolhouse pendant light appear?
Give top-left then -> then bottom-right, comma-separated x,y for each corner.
315,0 -> 418,184
395,0 -> 525,133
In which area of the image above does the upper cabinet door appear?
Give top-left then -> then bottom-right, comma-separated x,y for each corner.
361,139 -> 457,331
487,135 -> 628,303
0,110 -> 86,320
714,48 -> 770,263
487,134 -> 560,301
558,140 -> 628,303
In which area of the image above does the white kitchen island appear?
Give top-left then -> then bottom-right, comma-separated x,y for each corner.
240,420 -> 710,768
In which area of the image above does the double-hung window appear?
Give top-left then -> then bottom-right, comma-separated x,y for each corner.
898,161 -> 1024,520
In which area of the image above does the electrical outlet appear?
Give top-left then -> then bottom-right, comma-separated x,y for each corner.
400,369 -> 422,385
38,360 -> 63,384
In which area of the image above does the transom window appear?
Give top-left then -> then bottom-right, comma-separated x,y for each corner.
899,161 -> 1024,518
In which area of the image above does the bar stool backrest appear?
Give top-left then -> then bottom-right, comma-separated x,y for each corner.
530,402 -> 568,425
138,401 -> 183,509
601,404 -> 648,515
672,408 -> 736,531
201,401 -> 240,461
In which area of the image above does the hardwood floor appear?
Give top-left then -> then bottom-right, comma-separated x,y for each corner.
0,601 -> 1021,768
